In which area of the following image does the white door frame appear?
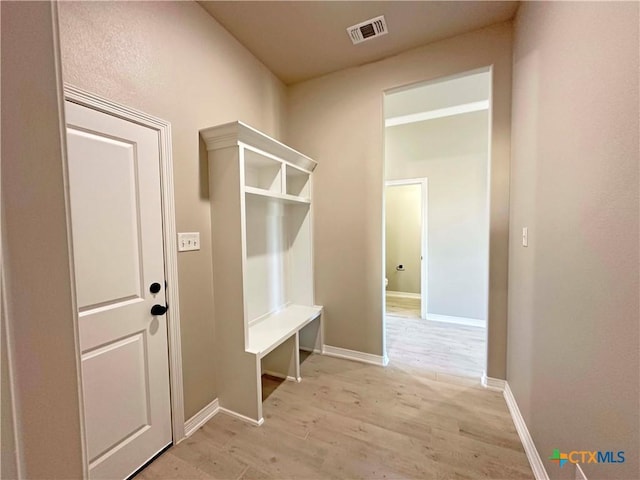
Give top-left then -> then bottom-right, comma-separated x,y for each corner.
384,178 -> 428,320
63,84 -> 186,445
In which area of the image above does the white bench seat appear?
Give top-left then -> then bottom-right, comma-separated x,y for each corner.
247,304 -> 322,357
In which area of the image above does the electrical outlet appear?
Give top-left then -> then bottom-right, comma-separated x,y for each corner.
575,463 -> 588,480
178,232 -> 200,252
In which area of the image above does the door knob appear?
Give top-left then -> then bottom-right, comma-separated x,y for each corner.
151,304 -> 168,316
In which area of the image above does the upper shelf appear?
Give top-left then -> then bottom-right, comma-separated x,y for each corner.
244,186 -> 310,205
200,121 -> 317,172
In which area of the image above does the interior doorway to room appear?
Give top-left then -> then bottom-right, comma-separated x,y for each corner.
385,179 -> 427,320
383,68 -> 491,379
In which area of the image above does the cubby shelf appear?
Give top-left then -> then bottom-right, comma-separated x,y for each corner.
201,121 -> 322,425
244,186 -> 311,205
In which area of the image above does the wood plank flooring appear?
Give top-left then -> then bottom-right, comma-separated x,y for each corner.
136,354 -> 532,480
386,295 -> 421,318
386,315 -> 487,379
385,294 -> 487,379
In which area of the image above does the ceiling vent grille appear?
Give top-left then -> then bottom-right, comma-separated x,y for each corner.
347,15 -> 388,45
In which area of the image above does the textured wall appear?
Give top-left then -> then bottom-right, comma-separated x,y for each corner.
58,1 -> 287,419
508,3 -> 639,479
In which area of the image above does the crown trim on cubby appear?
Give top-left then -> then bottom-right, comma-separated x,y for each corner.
201,121 -> 317,172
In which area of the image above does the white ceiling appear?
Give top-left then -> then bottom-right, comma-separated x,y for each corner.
198,1 -> 519,85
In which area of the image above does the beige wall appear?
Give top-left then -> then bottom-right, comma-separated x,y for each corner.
1,280 -> 18,479
1,2 -> 85,477
385,184 -> 421,294
508,2 -> 639,479
286,22 -> 512,376
386,112 -> 489,320
57,1 -> 287,419
0,5 -> 15,477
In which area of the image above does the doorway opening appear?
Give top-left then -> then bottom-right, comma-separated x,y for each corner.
385,179 -> 427,320
383,68 -> 491,380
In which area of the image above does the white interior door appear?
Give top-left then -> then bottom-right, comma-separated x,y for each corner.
65,100 -> 172,479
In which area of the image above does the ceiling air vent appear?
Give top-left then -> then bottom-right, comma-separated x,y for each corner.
347,15 -> 388,45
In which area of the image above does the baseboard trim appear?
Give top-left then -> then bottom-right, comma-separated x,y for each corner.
481,373 -> 507,392
427,313 -> 486,328
503,382 -> 550,480
184,398 -> 219,437
322,345 -> 389,366
386,291 -> 421,300
218,407 -> 264,427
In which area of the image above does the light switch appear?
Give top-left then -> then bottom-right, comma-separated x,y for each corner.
522,227 -> 528,247
178,232 -> 200,252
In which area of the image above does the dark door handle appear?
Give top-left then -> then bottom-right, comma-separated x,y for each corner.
151,304 -> 168,316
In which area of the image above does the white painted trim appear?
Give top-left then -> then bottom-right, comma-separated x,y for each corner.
427,313 -> 486,328
53,12 -> 89,476
184,399 -> 220,437
481,373 -> 506,392
503,382 -> 550,480
481,378 -> 549,480
482,66 -> 493,391
385,100 -> 489,127
385,290 -> 421,300
218,407 -> 265,427
63,85 -> 186,443
322,345 -> 389,367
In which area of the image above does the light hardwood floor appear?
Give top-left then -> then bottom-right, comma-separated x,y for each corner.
385,294 -> 487,379
386,295 -> 421,318
386,315 -> 487,379
136,354 -> 532,480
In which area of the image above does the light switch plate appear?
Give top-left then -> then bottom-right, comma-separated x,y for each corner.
522,227 -> 528,247
178,232 -> 200,252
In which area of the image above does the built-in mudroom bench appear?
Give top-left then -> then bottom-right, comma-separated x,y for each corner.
201,121 -> 322,425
